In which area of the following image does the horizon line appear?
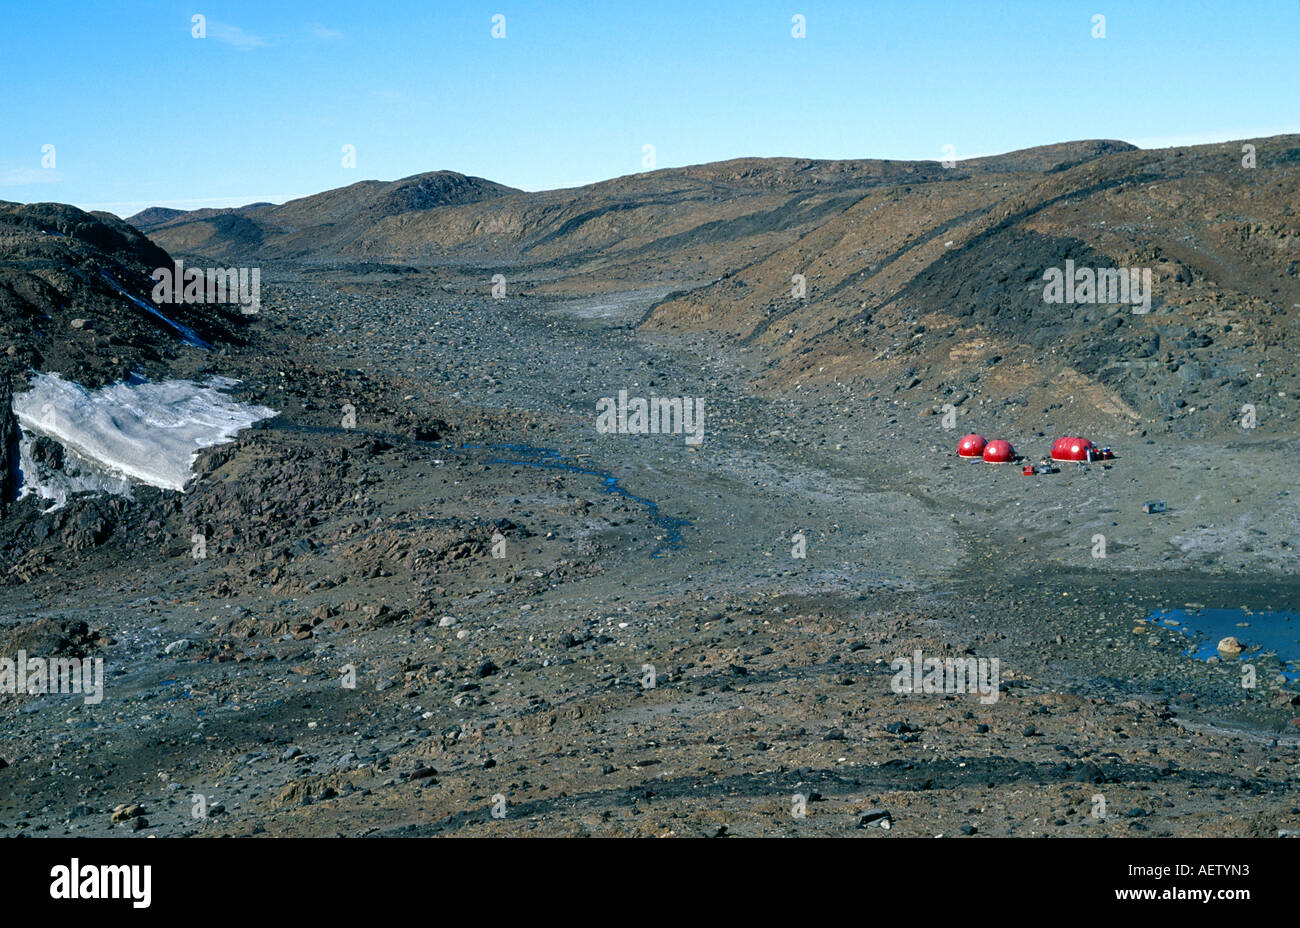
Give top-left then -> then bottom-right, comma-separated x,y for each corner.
32,126 -> 1300,219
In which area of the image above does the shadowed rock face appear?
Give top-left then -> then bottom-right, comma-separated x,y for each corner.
0,381 -> 17,510
0,201 -> 245,390
643,137 -> 1300,440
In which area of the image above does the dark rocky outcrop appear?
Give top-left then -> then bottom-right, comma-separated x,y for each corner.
0,201 -> 244,388
0,380 -> 18,511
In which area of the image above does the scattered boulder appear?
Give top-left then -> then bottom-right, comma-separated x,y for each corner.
1216,636 -> 1243,659
858,809 -> 893,829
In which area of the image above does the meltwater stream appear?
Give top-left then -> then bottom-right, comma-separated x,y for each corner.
459,443 -> 691,557
258,422 -> 693,558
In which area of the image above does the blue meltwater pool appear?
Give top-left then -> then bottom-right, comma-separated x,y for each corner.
1149,606 -> 1300,682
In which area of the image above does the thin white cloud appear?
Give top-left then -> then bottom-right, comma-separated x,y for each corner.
207,22 -> 271,51
307,23 -> 343,40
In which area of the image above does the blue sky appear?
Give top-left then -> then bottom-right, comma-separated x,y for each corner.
2,1 -> 1296,216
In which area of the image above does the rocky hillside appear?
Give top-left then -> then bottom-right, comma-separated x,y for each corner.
644,136 -> 1300,440
0,202 -> 242,391
130,142 -> 1132,285
127,136 -> 1299,439
132,171 -> 519,263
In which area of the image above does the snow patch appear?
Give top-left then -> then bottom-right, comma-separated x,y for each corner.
12,373 -> 277,500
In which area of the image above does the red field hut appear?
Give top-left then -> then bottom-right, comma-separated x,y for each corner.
982,439 -> 1015,463
1051,436 -> 1096,462
957,433 -> 987,457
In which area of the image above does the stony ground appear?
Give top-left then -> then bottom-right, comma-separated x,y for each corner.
1,271 -> 1297,838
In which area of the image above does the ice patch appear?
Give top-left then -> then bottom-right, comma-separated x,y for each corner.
12,372 -> 277,498
17,430 -> 134,511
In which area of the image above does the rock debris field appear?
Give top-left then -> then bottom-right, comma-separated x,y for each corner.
2,269 -> 1297,838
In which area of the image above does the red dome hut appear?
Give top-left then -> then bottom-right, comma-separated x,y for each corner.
982,439 -> 1015,463
957,433 -> 987,457
1051,436 -> 1096,462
